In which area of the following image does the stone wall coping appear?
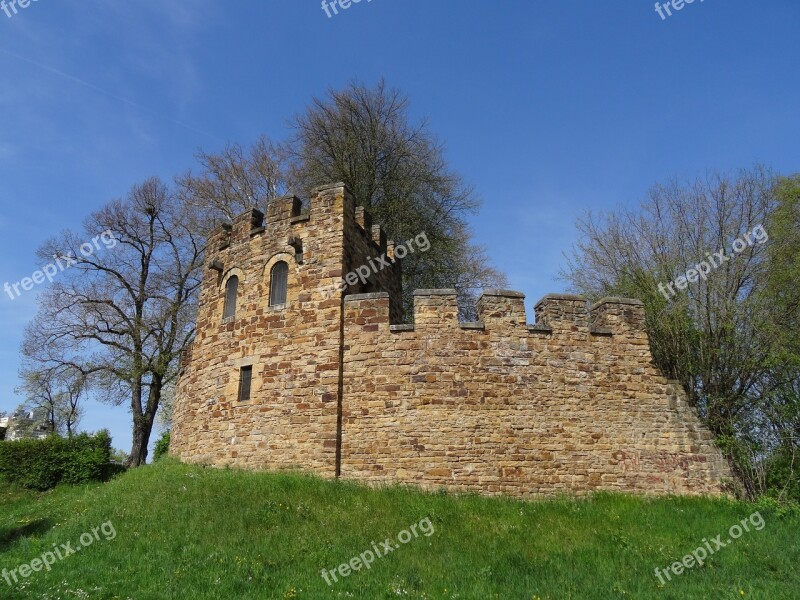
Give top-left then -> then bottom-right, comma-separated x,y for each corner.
479,289 -> 526,299
272,193 -> 302,202
230,206 -> 264,223
311,182 -> 347,193
590,297 -> 645,310
534,293 -> 587,307
413,289 -> 458,296
345,292 -> 390,302
527,323 -> 553,333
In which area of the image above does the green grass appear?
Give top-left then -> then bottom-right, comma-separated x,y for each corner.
0,460 -> 798,599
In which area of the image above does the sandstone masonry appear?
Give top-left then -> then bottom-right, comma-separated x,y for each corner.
171,184 -> 733,497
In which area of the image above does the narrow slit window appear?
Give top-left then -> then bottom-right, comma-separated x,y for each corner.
237,366 -> 252,402
223,275 -> 239,319
269,261 -> 289,306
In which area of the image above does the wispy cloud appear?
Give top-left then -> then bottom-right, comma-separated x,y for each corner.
0,47 -> 222,143
0,0 -> 224,151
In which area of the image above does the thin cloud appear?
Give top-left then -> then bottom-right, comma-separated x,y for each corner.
0,47 -> 223,143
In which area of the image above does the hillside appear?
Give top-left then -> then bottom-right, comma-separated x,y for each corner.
0,460 -> 797,599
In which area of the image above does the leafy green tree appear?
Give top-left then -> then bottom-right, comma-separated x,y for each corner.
760,175 -> 800,500
288,79 -> 505,316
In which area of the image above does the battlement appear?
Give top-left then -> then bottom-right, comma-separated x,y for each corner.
477,289 -> 527,328
353,206 -> 391,257
344,288 -> 647,337
590,297 -> 646,332
266,194 -> 303,224
210,187 -> 331,252
207,183 -> 395,270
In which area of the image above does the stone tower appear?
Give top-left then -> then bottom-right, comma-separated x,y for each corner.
172,183 -> 733,498
171,184 -> 401,476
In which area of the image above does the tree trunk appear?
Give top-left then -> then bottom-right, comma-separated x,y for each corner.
126,375 -> 163,467
127,415 -> 155,467
126,378 -> 146,467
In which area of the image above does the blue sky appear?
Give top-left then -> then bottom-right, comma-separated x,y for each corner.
1,0 -> 798,456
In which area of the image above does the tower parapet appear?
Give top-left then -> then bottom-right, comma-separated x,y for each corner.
266,195 -> 302,224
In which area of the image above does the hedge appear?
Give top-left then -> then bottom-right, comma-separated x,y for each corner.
0,431 -> 112,490
153,430 -> 170,461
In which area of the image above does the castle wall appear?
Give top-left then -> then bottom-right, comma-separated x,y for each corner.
341,290 -> 732,497
171,183 -> 733,498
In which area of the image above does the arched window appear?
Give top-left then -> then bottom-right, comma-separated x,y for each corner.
223,275 -> 238,319
269,261 -> 289,306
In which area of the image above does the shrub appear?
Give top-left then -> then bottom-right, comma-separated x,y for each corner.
0,431 -> 112,491
765,447 -> 800,504
111,448 -> 129,463
154,430 -> 170,461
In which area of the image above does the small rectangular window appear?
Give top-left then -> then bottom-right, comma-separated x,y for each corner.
237,366 -> 253,402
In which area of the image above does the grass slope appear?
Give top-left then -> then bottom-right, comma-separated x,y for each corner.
0,459 -> 798,599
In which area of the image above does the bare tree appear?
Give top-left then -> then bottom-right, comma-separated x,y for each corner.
17,365 -> 84,436
563,167 -> 779,430
22,177 -> 203,466
561,168 -> 800,500
176,134 -> 287,231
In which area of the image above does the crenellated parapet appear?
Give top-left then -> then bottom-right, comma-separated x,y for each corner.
223,207 -> 265,245
344,287 -> 648,339
533,293 -> 588,332
346,200 -> 401,321
352,206 -> 391,258
266,194 -> 303,224
414,289 -> 459,326
344,292 -> 391,329
209,195 -> 304,253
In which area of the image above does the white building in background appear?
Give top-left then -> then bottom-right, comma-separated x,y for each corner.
0,410 -> 51,441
